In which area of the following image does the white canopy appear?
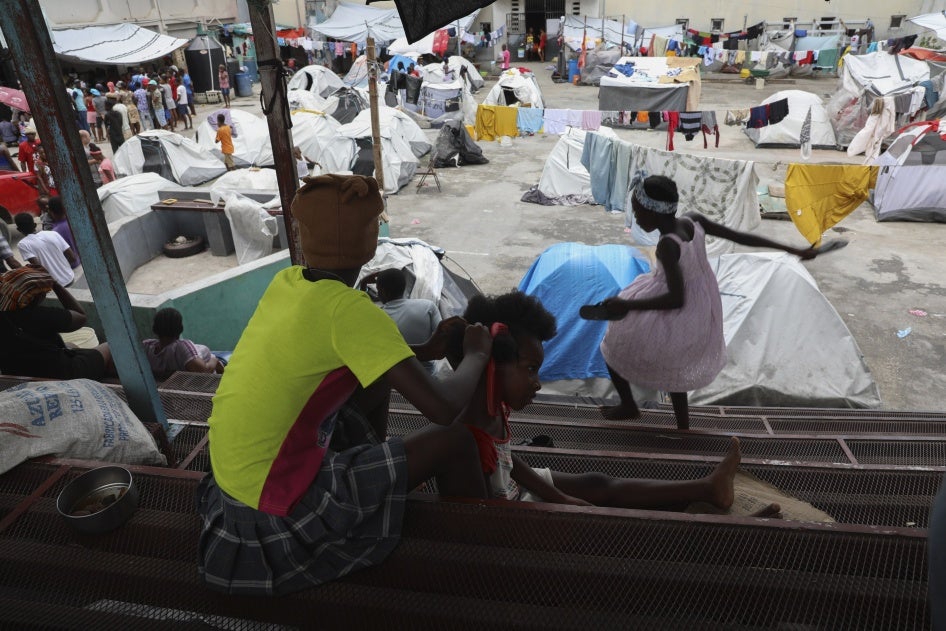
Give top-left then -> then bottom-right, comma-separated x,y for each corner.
52,24 -> 189,64
909,12 -> 946,42
840,52 -> 930,96
308,2 -> 404,43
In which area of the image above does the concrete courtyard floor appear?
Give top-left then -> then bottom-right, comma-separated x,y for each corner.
30,62 -> 943,412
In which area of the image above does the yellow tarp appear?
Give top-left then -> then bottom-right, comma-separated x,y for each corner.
784,164 -> 878,245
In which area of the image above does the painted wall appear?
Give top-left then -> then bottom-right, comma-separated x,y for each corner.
74,251 -> 291,351
39,0 -> 239,30
272,0 -> 307,28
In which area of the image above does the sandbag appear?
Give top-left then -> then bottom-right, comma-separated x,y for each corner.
0,379 -> 167,475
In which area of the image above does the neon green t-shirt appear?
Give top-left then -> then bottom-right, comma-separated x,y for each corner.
208,267 -> 414,516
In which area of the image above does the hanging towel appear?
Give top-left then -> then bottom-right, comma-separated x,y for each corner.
678,112 -> 703,141
517,108 -> 544,135
543,109 -> 569,134
607,139 -> 634,213
475,105 -> 499,141
493,106 -> 519,138
636,111 -> 650,124
565,109 -> 583,128
665,111 -> 680,150
701,111 -> 719,148
581,110 -> 602,131
767,98 -> 789,125
579,132 -> 614,206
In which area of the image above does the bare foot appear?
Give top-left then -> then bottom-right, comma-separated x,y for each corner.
751,503 -> 781,518
600,403 -> 641,420
706,437 -> 741,509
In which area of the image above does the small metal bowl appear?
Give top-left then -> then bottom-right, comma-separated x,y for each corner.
56,466 -> 139,535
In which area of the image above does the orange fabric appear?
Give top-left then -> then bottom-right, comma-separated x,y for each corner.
215,124 -> 234,155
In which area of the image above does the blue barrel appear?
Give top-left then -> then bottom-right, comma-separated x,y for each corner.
234,73 -> 252,97
567,58 -> 579,82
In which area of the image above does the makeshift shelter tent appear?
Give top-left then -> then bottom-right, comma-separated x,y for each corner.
286,64 -> 345,98
637,24 -> 685,54
599,57 -> 701,112
358,238 -> 480,318
482,70 -> 545,108
343,55 -> 369,88
307,2 -> 405,43
329,87 -> 369,124
195,109 -> 270,168
97,173 -> 177,224
524,126 -> 618,205
689,253 -> 880,408
421,57 -> 484,91
579,48 -> 623,86
255,109 -> 342,168
826,52 -> 931,146
320,107 -> 431,193
287,89 -> 337,115
112,130 -> 226,186
518,243 -> 651,396
416,79 -> 476,125
872,122 -> 946,222
745,91 -> 837,149
518,244 -> 880,408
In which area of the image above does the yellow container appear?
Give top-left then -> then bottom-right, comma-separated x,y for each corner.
465,124 -> 475,140
740,68 -> 751,79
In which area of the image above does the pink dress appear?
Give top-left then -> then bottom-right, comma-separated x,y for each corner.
600,221 -> 726,391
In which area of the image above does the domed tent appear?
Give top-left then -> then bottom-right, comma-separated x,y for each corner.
872,122 -> 946,222
287,89 -> 337,116
195,109 -> 270,168
255,109 -> 342,168
421,57 -> 484,92
320,106 -> 431,194
483,70 -> 545,108
97,172 -> 178,224
113,130 -> 225,186
523,127 -> 618,205
287,64 -> 345,98
330,87 -> 368,124
518,245 -> 880,407
745,90 -> 837,149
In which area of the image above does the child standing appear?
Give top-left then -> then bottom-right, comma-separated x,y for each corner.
583,174 -> 833,429
214,114 -> 235,171
501,44 -> 511,70
218,64 -> 231,108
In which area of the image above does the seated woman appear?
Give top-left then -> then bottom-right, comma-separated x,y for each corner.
450,291 -> 778,514
142,307 -> 223,379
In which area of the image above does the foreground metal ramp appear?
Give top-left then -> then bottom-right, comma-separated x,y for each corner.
0,461 -> 931,630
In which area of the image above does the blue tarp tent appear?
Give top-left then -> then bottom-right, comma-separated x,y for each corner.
518,242 -> 650,382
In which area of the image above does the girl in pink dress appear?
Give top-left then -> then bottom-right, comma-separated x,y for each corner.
584,174 -> 828,429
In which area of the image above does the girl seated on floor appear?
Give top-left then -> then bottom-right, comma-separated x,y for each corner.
142,307 -> 224,379
448,291 -> 778,514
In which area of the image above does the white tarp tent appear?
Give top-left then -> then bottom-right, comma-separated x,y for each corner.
483,71 -> 545,108
52,24 -> 188,64
307,2 -> 404,43
745,90 -> 837,148
113,130 -> 226,186
840,52 -> 930,97
533,127 -> 617,204
287,89 -> 337,115
872,123 -> 946,222
286,65 -> 345,98
320,107 -> 431,194
195,109 -> 270,168
421,57 -> 485,91
97,172 -> 177,224
689,253 -> 880,407
255,109 -> 342,168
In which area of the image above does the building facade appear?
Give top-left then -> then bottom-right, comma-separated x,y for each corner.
39,0 -> 239,38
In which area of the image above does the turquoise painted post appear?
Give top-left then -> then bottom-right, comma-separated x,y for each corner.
0,3 -> 167,429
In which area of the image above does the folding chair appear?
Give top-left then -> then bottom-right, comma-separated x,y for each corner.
415,155 -> 442,193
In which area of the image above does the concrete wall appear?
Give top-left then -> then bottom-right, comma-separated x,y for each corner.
74,250 -> 291,351
40,0 -> 239,31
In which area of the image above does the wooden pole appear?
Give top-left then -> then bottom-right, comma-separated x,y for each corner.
248,0 -> 304,265
366,37 -> 386,196
621,15 -> 625,52
0,1 -> 166,428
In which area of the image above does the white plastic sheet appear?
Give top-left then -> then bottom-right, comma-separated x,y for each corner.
220,194 -> 278,265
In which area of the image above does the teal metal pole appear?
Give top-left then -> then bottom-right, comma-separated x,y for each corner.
0,1 -> 167,429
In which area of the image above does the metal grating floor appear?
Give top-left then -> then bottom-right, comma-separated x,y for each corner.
0,462 -> 931,630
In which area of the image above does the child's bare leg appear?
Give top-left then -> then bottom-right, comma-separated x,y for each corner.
403,423 -> 487,498
550,437 -> 750,511
669,391 -> 689,430
602,364 -> 640,420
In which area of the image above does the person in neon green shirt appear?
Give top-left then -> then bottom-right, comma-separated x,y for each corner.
197,174 -> 493,595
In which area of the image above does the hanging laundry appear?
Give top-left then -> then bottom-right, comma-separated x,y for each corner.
334,42 -> 344,57
493,106 -> 519,137
784,164 -> 878,245
432,30 -> 450,56
581,110 -> 601,131
608,139 -> 634,213
475,105 -> 499,141
678,111 -> 703,141
579,132 -> 615,206
447,27 -> 457,37
701,111 -> 720,148
664,111 -> 680,150
747,105 -> 768,128
725,109 -> 750,125
565,109 -> 583,128
767,98 -> 789,125
542,109 -> 569,135
517,108 -> 544,135
799,107 -> 812,160
636,111 -> 650,124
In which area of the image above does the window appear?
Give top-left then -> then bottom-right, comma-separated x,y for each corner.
890,15 -> 905,29
782,17 -> 797,28
711,18 -> 724,32
571,1 -> 580,16
675,18 -> 689,30
818,17 -> 836,30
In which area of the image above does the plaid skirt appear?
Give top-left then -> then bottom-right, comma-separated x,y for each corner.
196,403 -> 408,595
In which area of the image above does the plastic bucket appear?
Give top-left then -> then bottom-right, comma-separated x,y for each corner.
567,58 -> 579,82
234,73 -> 252,97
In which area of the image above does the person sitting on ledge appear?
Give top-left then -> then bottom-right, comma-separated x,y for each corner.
142,307 -> 224,379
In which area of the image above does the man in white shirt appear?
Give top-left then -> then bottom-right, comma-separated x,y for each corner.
175,83 -> 192,130
14,213 -> 77,287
